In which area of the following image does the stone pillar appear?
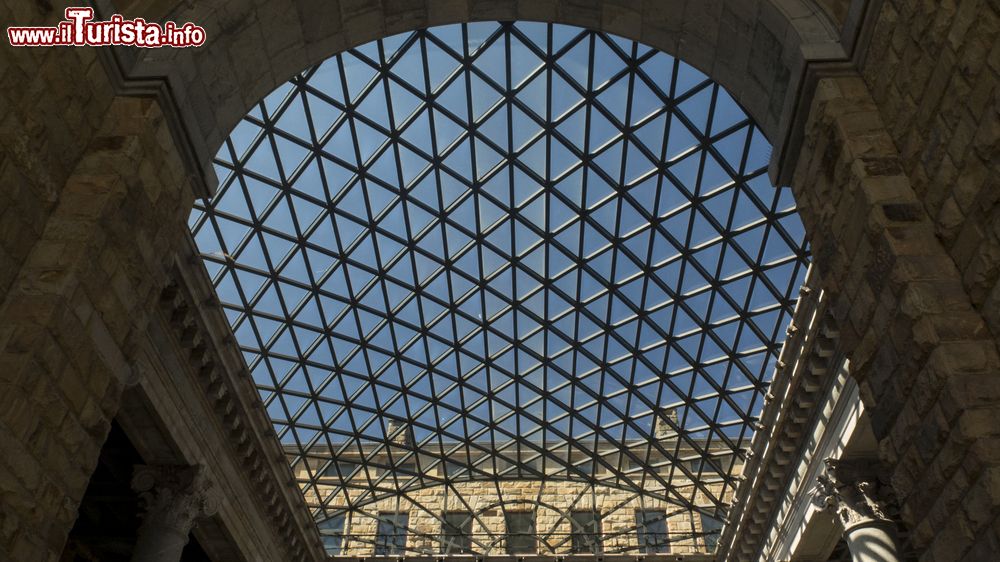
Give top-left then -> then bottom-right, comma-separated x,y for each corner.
815,458 -> 901,562
387,419 -> 414,447
653,407 -> 679,440
131,465 -> 221,562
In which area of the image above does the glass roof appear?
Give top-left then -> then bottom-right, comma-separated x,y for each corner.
189,20 -> 808,541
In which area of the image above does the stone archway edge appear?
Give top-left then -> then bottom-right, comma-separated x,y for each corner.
93,0 -> 847,197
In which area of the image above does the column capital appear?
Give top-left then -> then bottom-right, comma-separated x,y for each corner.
814,457 -> 894,532
131,464 -> 221,535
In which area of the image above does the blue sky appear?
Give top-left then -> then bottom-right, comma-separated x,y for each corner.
189,21 -> 809,514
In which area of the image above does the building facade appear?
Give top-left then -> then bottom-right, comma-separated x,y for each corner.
297,436 -> 733,556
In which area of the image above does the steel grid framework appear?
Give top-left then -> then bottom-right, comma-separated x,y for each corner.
189,21 -> 809,553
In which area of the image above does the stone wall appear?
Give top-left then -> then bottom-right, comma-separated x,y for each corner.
312,479 -> 724,556
790,73 -> 1000,561
815,0 -> 852,27
862,0 -> 1000,345
0,97 -> 194,561
0,20 -> 132,557
112,0 -> 838,189
851,3 -> 1000,556
0,1 -> 117,306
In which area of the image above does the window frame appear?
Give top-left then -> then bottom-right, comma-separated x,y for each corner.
699,512 -> 724,551
318,514 -> 347,555
505,511 -> 537,554
635,510 -> 670,554
440,511 -> 474,554
569,510 -> 602,554
374,512 -> 410,555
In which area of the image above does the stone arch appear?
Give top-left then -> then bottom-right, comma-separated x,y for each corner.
109,0 -> 843,193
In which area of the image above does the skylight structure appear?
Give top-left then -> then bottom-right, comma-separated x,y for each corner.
189,21 -> 809,551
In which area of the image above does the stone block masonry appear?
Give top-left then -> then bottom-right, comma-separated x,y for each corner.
300,478 -> 726,555
0,1 -> 118,309
790,72 -> 1000,561
863,0 -> 1000,352
0,96 -> 195,561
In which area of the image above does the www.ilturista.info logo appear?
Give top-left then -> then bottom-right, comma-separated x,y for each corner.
8,7 -> 206,47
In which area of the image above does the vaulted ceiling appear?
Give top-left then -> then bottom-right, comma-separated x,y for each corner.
189,20 -> 809,542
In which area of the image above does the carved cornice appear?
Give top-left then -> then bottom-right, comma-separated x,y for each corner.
90,0 -> 216,198
769,0 -> 886,186
717,266 -> 845,561
157,233 -> 326,561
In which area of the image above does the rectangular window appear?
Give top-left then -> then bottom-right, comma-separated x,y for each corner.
441,511 -> 473,554
375,512 -> 409,555
318,514 -> 346,555
519,457 -> 541,476
635,510 -> 669,553
623,454 -> 642,472
700,513 -> 724,551
505,511 -> 536,554
574,460 -> 595,476
443,460 -> 466,478
493,457 -> 512,474
322,460 -> 359,480
570,511 -> 602,554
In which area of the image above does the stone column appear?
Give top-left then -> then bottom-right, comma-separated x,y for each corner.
815,458 -> 901,562
131,464 -> 221,562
